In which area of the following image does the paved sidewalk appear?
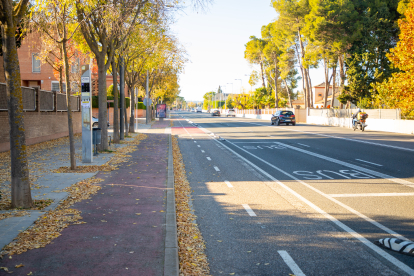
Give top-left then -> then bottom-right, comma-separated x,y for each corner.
0,118 -> 177,275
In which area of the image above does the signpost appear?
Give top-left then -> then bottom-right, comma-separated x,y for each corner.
81,71 -> 93,163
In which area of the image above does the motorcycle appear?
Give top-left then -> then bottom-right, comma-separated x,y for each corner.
352,112 -> 368,131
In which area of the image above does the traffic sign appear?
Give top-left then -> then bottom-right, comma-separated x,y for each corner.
143,98 -> 152,106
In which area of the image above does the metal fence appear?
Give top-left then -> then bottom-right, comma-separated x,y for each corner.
0,83 -> 36,111
235,108 -> 295,115
0,82 -> 79,112
39,90 -> 54,111
308,108 -> 401,120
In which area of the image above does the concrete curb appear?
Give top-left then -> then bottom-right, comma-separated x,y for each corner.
164,134 -> 179,276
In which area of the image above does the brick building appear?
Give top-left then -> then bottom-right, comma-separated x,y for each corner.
0,33 -> 125,97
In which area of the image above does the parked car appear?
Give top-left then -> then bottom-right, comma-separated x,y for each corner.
212,110 -> 220,116
271,111 -> 296,126
226,109 -> 236,117
196,107 -> 202,113
92,116 -> 110,128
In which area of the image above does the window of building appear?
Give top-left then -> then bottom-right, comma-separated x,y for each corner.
318,93 -> 322,97
32,53 -> 41,73
51,81 -> 66,92
71,58 -> 80,73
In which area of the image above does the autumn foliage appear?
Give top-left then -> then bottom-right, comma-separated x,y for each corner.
374,0 -> 414,118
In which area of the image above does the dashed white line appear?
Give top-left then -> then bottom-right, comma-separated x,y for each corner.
194,141 -> 197,143
242,204 -> 256,216
224,180 -> 233,188
214,166 -> 220,172
278,251 -> 305,276
212,139 -> 414,274
197,145 -> 201,148
356,159 -> 382,166
297,143 -> 310,147
329,192 -> 414,198
201,150 -> 205,153
206,157 -> 211,161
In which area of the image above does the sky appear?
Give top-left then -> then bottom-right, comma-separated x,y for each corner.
170,0 -> 326,102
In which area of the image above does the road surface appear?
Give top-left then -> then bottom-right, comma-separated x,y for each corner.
172,111 -> 414,276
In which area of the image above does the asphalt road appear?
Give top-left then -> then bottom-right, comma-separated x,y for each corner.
172,111 -> 414,276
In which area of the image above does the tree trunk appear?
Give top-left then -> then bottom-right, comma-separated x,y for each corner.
260,61 -> 266,88
124,98 -> 128,137
304,69 -> 311,108
283,79 -> 293,108
331,61 -> 337,108
59,67 -> 63,93
324,57 -> 329,108
308,71 -> 313,108
129,86 -> 135,133
111,59 -> 120,143
97,54 -> 108,150
62,38 -> 76,170
274,59 -> 279,108
339,54 -> 346,109
1,7 -> 32,208
294,40 -> 308,109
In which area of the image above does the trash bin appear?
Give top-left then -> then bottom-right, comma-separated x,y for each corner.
93,128 -> 101,145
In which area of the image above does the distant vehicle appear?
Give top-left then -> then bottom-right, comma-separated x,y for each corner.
226,109 -> 236,117
271,111 -> 296,126
191,108 -> 195,112
196,106 -> 202,113
92,116 -> 110,128
212,110 -> 220,116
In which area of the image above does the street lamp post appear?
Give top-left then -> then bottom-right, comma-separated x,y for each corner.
235,79 -> 243,116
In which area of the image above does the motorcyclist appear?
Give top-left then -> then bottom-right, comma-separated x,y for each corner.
352,108 -> 361,127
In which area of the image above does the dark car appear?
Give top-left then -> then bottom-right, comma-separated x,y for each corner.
271,110 -> 296,126
212,110 -> 220,116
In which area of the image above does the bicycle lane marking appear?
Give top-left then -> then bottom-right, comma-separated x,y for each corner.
210,138 -> 414,276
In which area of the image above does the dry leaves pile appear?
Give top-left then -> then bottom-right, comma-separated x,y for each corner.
0,134 -> 83,212
172,136 -> 210,275
0,133 -> 148,258
53,134 -> 147,173
0,177 -> 103,257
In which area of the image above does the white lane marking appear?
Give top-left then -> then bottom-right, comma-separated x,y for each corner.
233,142 -> 277,144
242,204 -> 257,216
214,166 -> 220,172
164,127 -> 171,134
201,150 -> 205,153
356,159 -> 383,167
225,180 -> 233,188
197,145 -> 201,148
329,192 -> 414,198
277,142 -> 414,188
211,139 -> 414,274
206,157 -> 211,161
278,251 -> 306,276
297,143 -> 310,147
177,120 -> 191,135
194,141 -> 197,143
245,121 -> 414,153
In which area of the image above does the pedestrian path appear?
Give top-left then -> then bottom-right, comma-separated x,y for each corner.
0,118 -> 176,275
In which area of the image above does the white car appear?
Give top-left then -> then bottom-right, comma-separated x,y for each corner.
226,109 -> 236,117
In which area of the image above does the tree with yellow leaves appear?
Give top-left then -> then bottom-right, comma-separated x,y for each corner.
373,0 -> 414,118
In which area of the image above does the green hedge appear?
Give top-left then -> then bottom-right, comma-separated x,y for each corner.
136,102 -> 146,109
92,96 -> 130,108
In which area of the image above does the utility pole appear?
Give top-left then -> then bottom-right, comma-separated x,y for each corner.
120,56 -> 125,140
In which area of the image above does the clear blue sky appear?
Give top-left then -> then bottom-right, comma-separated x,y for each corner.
171,0 -> 325,102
